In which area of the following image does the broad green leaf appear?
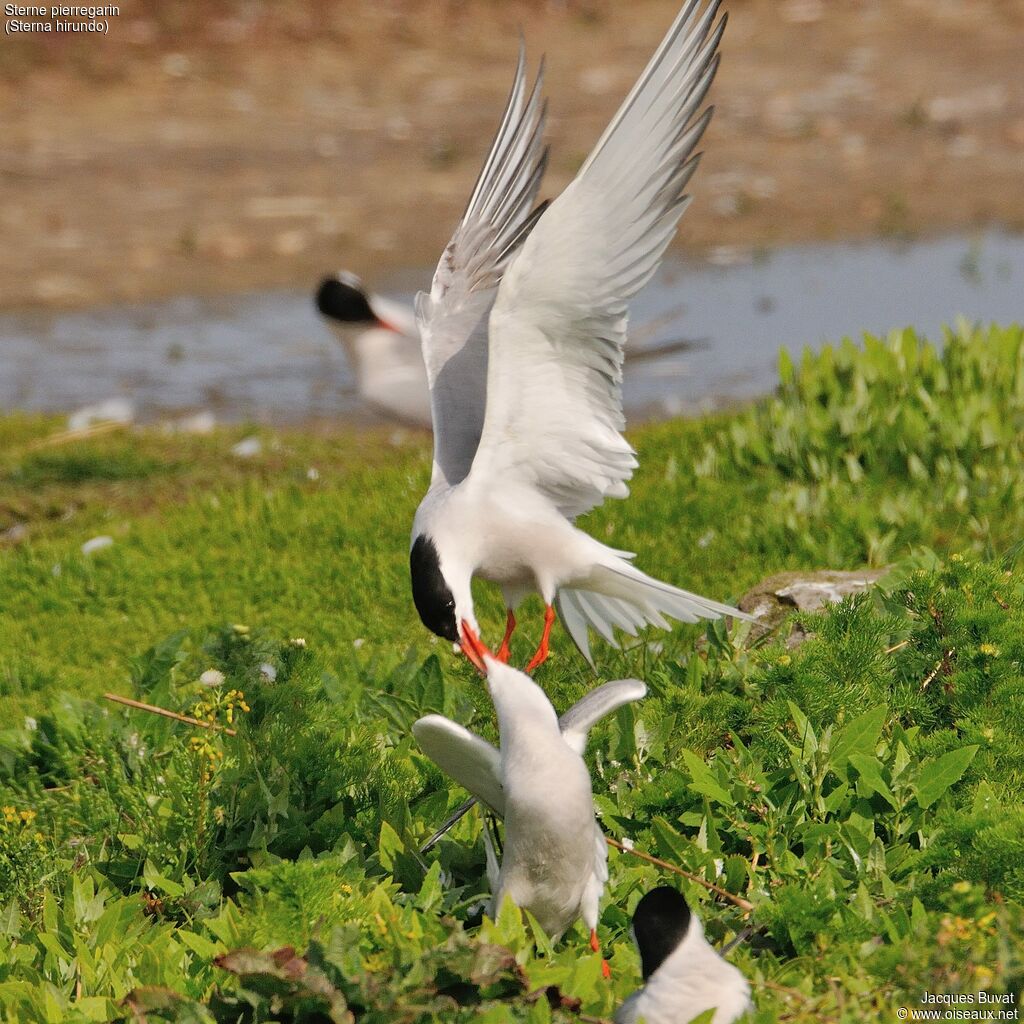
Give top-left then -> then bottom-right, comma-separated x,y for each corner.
177,930 -> 222,960
831,706 -> 887,769
0,902 -> 20,937
143,861 -> 185,898
415,859 -> 443,912
377,821 -> 403,872
412,654 -> 445,715
679,750 -> 733,806
787,701 -> 818,755
914,745 -> 978,808
651,816 -> 692,866
848,753 -> 898,809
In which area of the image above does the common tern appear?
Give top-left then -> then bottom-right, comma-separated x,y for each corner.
412,625 -> 646,963
314,271 -> 704,428
616,887 -> 752,1024
409,0 -> 750,670
315,273 -> 432,424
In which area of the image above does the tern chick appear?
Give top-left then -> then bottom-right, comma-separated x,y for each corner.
617,887 -> 751,1024
413,624 -> 646,965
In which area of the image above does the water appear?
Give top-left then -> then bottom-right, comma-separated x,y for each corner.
1,231 -> 1021,426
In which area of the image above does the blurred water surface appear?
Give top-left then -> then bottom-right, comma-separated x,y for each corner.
0,231 -> 1021,426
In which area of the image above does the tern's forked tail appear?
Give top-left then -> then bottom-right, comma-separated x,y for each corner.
556,562 -> 753,665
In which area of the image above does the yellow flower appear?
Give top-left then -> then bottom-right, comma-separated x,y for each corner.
979,643 -> 999,657
974,965 -> 995,988
778,654 -> 792,666
19,809 -> 36,823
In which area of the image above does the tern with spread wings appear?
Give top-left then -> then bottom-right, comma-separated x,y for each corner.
413,625 -> 646,964
410,0 -> 749,670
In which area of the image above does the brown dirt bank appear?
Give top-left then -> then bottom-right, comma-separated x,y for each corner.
2,0 -> 1023,310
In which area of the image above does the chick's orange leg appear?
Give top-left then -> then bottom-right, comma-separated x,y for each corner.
525,604 -> 556,673
590,929 -> 611,979
495,609 -> 516,664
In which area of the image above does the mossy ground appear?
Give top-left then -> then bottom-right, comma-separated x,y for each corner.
1,324 -> 1023,1022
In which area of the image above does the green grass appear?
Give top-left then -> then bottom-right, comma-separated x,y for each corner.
0,323 -> 1023,1022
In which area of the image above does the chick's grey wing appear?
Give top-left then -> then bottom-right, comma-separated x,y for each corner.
413,714 -> 505,815
558,678 -> 648,755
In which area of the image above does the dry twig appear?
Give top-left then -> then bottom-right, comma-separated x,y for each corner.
27,420 -> 127,451
605,836 -> 754,912
103,692 -> 237,737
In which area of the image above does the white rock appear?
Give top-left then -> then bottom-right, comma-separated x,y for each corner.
81,536 -> 114,555
231,436 -> 262,458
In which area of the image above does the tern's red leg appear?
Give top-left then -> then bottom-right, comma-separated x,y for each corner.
590,929 -> 611,979
495,610 -> 516,664
525,604 -> 556,673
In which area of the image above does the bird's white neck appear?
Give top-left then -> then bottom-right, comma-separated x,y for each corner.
487,663 -> 562,750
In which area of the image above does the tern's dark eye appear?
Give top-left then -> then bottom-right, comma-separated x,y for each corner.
410,535 -> 459,642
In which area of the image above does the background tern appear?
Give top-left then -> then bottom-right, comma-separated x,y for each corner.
412,626 -> 647,967
409,0 -> 750,671
616,887 -> 752,1024
314,270 -> 703,427
314,272 -> 433,424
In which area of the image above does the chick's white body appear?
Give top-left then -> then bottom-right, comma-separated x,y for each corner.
413,671 -> 647,939
488,664 -> 604,937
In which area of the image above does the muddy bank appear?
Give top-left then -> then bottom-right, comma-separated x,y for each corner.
2,0 -> 1023,310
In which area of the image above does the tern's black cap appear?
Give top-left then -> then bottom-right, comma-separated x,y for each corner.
315,275 -> 376,323
410,535 -> 458,642
632,886 -> 692,980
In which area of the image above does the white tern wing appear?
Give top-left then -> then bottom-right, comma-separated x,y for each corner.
559,678 -> 648,755
415,47 -> 549,488
468,0 -> 725,517
412,714 -> 505,815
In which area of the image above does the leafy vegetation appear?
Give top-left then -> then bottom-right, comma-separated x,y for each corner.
1,322 -> 1023,1022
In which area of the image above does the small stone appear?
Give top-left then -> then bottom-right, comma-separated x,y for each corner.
739,568 -> 889,647
231,436 -> 262,458
162,53 -> 191,78
81,536 -> 114,555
